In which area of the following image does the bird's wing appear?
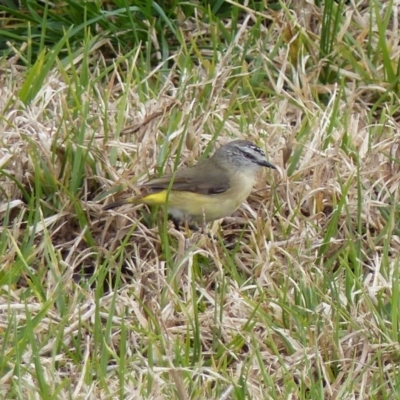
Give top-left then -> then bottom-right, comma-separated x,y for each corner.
142,163 -> 230,195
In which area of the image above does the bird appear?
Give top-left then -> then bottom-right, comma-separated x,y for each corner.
104,140 -> 276,228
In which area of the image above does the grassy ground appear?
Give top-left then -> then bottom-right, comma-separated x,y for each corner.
1,0 -> 400,398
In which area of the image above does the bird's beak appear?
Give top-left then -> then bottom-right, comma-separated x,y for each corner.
260,160 -> 277,169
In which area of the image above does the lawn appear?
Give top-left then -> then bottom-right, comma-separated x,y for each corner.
1,0 -> 400,398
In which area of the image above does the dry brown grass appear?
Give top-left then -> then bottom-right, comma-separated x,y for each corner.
1,1 -> 400,398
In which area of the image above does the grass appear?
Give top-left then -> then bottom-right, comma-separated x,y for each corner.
1,0 -> 400,398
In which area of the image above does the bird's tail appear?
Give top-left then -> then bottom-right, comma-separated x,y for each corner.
103,195 -> 142,210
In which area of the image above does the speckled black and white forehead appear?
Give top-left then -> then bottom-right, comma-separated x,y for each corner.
213,140 -> 275,169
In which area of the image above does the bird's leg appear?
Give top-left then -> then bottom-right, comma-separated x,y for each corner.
172,218 -> 181,231
188,224 -> 199,232
170,216 -> 199,233
185,219 -> 199,235
181,215 -> 199,232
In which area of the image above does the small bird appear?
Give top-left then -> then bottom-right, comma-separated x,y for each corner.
104,140 -> 276,228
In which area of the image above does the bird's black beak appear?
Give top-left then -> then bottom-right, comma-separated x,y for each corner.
260,160 -> 276,169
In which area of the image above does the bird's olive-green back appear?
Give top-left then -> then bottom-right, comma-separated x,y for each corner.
142,158 -> 231,195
